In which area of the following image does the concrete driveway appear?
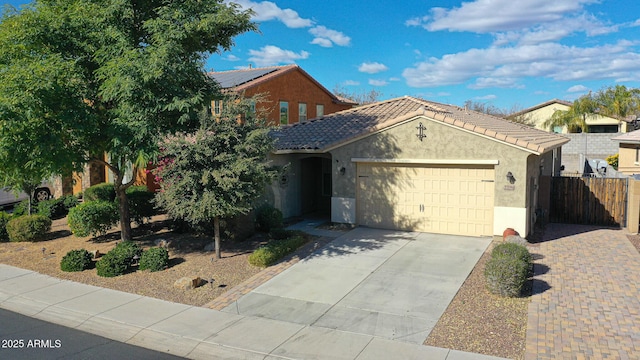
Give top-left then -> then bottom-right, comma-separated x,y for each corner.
223,227 -> 491,344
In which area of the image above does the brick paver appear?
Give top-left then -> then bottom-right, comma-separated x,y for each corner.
526,224 -> 640,359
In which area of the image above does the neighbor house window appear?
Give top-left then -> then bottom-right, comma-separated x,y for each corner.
636,147 -> 639,165
213,100 -> 222,115
279,101 -> 288,125
299,103 -> 307,122
316,104 -> 324,117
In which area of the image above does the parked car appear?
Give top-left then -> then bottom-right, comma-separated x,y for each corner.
0,184 -> 52,208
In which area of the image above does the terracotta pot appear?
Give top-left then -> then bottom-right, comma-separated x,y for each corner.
503,228 -> 519,240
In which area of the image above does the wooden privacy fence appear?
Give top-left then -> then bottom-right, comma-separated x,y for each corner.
549,177 -> 627,226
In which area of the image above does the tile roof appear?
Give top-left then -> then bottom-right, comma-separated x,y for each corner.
613,130 -> 640,143
510,98 -> 573,117
271,96 -> 569,155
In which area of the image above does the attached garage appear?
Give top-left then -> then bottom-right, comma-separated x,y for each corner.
269,96 -> 569,238
356,162 -> 495,236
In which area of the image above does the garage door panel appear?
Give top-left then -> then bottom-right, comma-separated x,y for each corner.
357,163 -> 494,237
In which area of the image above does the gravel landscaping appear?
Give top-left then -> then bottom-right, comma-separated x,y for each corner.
0,214 -> 535,359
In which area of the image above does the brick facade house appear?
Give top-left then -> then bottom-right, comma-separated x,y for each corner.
209,65 -> 356,126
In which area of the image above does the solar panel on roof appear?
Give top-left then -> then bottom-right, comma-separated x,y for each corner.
210,68 -> 279,88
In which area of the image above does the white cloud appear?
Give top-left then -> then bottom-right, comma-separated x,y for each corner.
469,78 -> 523,90
369,79 -> 388,86
567,85 -> 589,93
402,41 -> 640,88
224,54 -> 241,61
475,94 -> 497,100
229,0 -> 312,28
494,14 -> 618,46
407,0 -> 598,33
343,80 -> 360,86
248,45 -> 310,67
358,62 -> 389,74
309,26 -> 351,47
310,38 -> 333,47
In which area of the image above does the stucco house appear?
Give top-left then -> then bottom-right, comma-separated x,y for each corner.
267,96 -> 569,238
209,65 -> 356,126
513,99 -> 632,133
613,130 -> 640,176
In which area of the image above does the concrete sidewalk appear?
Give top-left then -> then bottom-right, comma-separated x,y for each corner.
0,264 -> 507,360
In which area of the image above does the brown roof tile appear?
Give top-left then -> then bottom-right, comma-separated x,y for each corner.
272,96 -> 569,154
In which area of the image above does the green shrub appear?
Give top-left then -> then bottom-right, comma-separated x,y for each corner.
12,199 -> 35,216
67,200 -> 119,237
84,183 -> 116,202
60,249 -> 93,272
5,215 -> 52,242
36,195 -> 79,219
0,211 -> 12,242
96,241 -> 142,277
126,186 -> 156,224
248,234 -> 307,267
484,243 -> 532,297
255,204 -> 283,232
491,242 -> 532,264
139,247 -> 169,272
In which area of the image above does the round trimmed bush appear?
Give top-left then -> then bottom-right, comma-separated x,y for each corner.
139,247 -> 169,272
484,243 -> 532,297
96,241 -> 142,277
492,242 -> 532,264
60,249 -> 93,272
36,195 -> 80,219
67,200 -> 119,237
84,183 -> 116,202
255,204 -> 283,232
0,211 -> 11,242
6,215 -> 51,242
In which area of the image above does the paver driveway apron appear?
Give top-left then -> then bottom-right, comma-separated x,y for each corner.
223,227 -> 491,344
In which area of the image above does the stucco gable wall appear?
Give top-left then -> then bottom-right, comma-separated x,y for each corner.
330,115 -> 532,208
525,103 -> 571,132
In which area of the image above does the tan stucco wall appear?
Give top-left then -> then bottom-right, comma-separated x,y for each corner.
526,103 -> 571,132
329,116 -> 532,208
618,143 -> 640,175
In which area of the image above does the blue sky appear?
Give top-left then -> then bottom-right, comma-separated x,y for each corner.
4,0 -> 640,111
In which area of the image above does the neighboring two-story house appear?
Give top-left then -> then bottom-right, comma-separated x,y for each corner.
53,65 -> 354,197
209,65 -> 356,126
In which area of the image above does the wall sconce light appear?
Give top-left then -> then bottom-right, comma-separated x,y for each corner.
506,171 -> 516,184
339,167 -> 346,175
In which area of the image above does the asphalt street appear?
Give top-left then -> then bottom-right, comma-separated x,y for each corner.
0,308 -> 184,360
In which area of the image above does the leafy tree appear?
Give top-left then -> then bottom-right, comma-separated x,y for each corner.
592,85 -> 640,122
153,97 -> 278,259
543,94 -> 595,133
0,1 -> 256,240
543,85 -> 640,133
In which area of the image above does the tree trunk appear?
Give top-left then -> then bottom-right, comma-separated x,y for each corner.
214,216 -> 221,259
115,185 -> 132,241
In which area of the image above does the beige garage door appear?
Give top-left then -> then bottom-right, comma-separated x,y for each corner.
356,163 -> 494,236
